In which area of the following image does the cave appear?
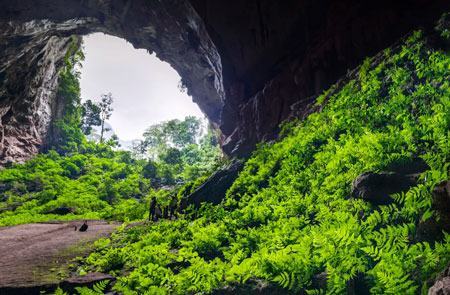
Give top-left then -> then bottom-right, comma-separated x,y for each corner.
0,0 -> 448,165
1,1 -> 450,294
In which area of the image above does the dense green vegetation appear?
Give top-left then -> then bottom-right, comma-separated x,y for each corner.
0,40 -> 222,227
1,24 -> 450,294
76,30 -> 450,294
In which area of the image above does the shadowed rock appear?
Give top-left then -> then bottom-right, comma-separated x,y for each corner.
45,207 -> 75,215
311,272 -> 327,290
180,160 -> 244,209
432,179 -> 450,229
417,179 -> 450,242
351,157 -> 429,205
351,172 -> 418,205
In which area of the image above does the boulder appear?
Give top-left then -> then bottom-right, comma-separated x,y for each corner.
351,157 -> 429,205
432,179 -> 450,229
414,178 -> 450,242
429,265 -> 450,295
311,272 -> 327,290
180,160 -> 244,209
351,172 -> 418,205
417,179 -> 450,242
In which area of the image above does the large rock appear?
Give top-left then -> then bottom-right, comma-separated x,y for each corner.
351,172 -> 419,205
351,158 -> 429,205
432,179 -> 450,229
418,178 -> 450,242
429,265 -> 450,295
181,160 -> 244,208
0,1 -> 449,162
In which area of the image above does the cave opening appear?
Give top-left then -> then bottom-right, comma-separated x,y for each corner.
79,32 -> 205,150
1,1 -> 450,294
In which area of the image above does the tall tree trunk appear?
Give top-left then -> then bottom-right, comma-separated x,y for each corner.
100,119 -> 105,143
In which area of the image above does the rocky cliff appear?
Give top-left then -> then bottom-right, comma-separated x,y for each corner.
0,21 -> 77,165
0,0 -> 449,164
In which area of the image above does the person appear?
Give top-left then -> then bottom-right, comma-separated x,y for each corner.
79,220 -> 88,232
169,195 -> 178,219
154,205 -> 163,221
149,197 -> 157,221
148,197 -> 158,221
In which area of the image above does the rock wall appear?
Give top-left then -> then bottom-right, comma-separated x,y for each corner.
0,21 -> 77,165
191,0 -> 450,155
0,0 -> 449,163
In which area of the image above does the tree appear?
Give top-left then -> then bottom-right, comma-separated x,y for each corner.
106,134 -> 120,148
131,140 -> 148,159
167,116 -> 202,148
133,116 -> 222,184
140,116 -> 203,158
159,147 -> 183,165
53,37 -> 85,154
81,99 -> 101,135
99,93 -> 114,143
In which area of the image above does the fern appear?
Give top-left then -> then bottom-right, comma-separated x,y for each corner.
53,288 -> 68,295
70,26 -> 450,294
75,280 -> 109,295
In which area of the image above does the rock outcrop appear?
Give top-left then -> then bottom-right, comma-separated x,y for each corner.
351,172 -> 419,206
351,158 -> 430,205
429,265 -> 450,295
181,160 -> 244,209
0,0 -> 449,163
0,24 -> 76,165
418,178 -> 450,242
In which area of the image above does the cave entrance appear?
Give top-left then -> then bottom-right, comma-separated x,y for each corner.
79,33 -> 204,149
0,1 -> 225,164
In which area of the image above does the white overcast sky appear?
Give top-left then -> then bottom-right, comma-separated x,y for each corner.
80,33 -> 204,141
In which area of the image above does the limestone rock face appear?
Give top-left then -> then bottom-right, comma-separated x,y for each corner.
0,22 -> 76,165
0,0 -> 449,163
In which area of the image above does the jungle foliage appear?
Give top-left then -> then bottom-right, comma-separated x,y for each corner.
77,30 -> 450,294
0,40 -> 222,227
1,25 -> 450,294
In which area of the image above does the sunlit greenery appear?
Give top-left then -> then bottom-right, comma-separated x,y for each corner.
79,30 -> 450,294
1,26 -> 450,294
0,40 -> 222,227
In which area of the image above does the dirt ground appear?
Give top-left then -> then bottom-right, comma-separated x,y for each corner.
0,220 -> 118,288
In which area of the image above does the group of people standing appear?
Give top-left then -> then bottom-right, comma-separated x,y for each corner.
148,195 -> 179,221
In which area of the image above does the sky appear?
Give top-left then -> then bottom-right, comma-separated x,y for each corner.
80,32 -> 204,141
